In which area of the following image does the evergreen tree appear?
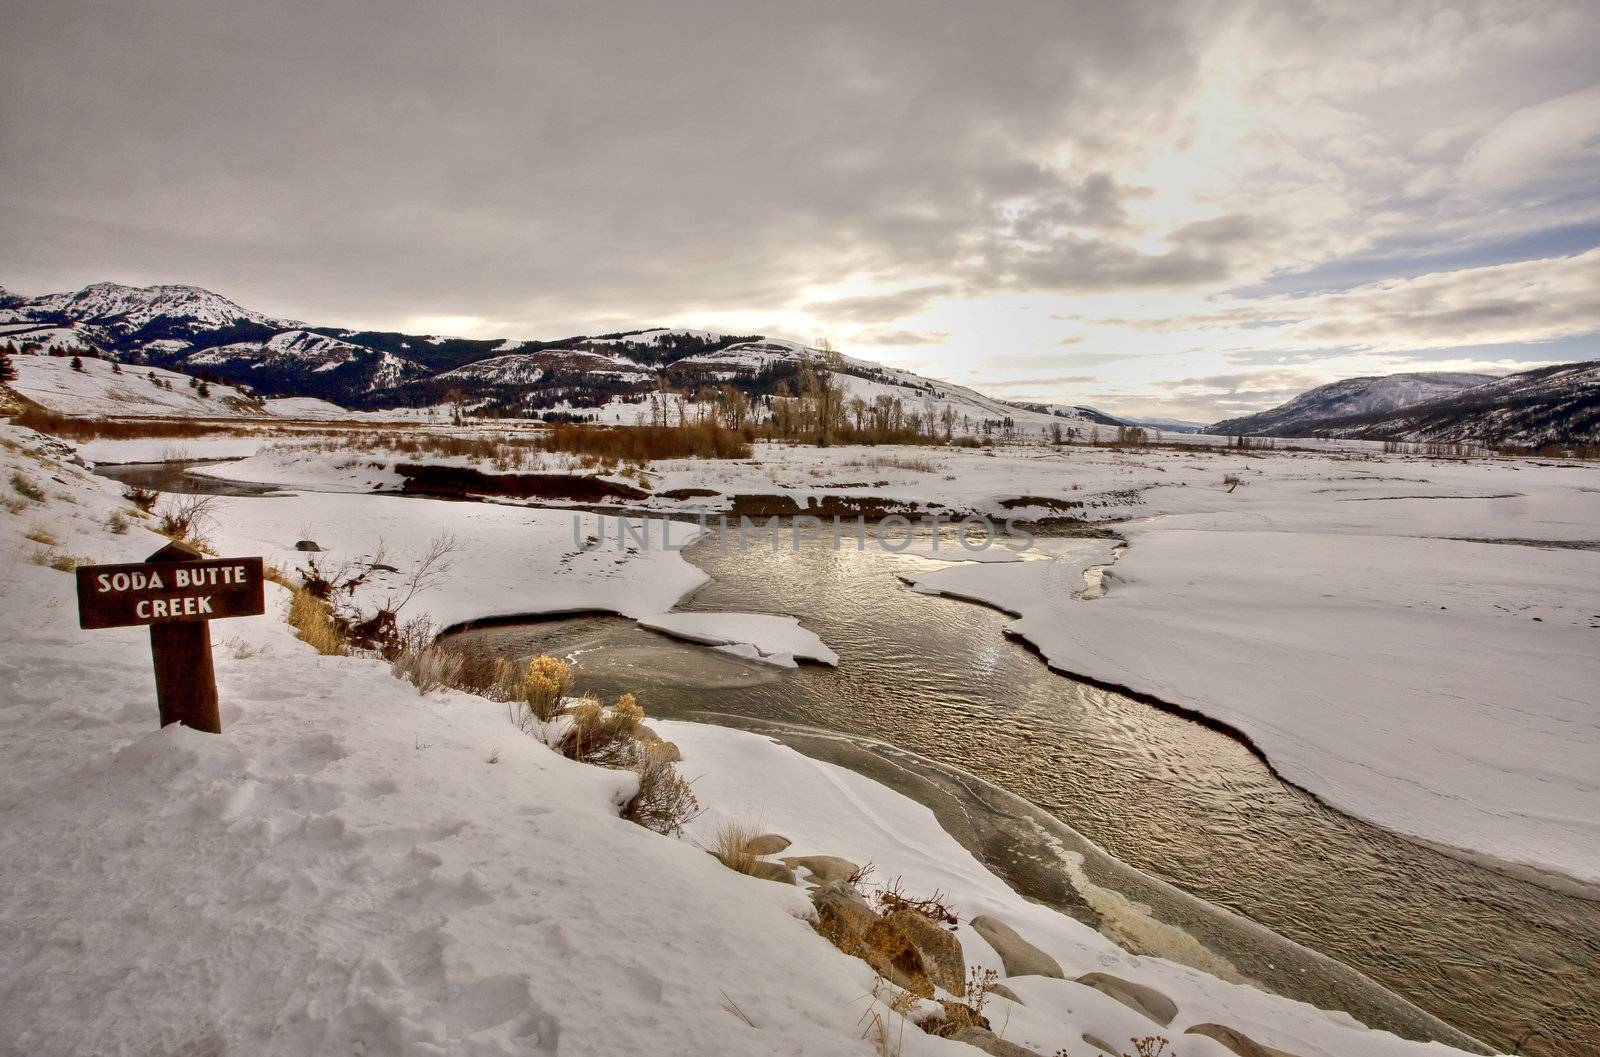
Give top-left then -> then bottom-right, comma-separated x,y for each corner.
0,343 -> 15,383
70,355 -> 85,372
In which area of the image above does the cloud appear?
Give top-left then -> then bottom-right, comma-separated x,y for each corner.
0,0 -> 1593,423
981,375 -> 1102,390
852,329 -> 950,346
806,285 -> 956,324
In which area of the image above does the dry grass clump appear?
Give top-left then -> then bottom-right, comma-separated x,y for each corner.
9,470 -> 45,503
106,511 -> 130,535
288,586 -> 349,655
707,817 -> 764,875
391,643 -> 466,694
23,526 -> 58,546
386,616 -> 469,694
31,550 -> 92,572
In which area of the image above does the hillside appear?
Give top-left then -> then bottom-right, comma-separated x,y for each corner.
1,282 -> 1118,435
1320,360 -> 1600,447
1205,372 -> 1494,437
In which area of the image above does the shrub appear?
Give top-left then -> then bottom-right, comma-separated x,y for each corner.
157,494 -> 219,548
122,484 -> 160,512
107,511 -> 130,535
288,587 -> 348,655
541,422 -> 752,464
558,693 -> 644,767
623,743 -> 701,835
875,877 -> 958,930
523,653 -> 574,723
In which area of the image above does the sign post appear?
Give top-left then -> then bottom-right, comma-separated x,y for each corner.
76,540 -> 266,734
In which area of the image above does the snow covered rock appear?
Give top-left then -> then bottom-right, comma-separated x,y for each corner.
744,833 -> 792,856
1075,972 -> 1179,1027
970,916 -> 1064,979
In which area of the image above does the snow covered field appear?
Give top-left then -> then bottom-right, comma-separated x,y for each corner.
0,424 -> 1493,1056
138,430 -> 1600,895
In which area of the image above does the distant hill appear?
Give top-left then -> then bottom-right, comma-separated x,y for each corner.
0,282 -> 1118,435
1205,364 -> 1600,447
1127,416 -> 1208,434
1206,372 -> 1494,437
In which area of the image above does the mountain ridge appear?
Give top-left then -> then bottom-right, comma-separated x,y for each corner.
0,281 -> 1119,434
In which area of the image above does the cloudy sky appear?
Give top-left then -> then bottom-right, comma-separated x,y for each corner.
3,1 -> 1597,421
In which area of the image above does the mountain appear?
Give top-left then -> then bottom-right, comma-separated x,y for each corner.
1309,360 -> 1600,448
1127,416 -> 1208,434
1205,372 -> 1495,437
0,282 -> 1118,434
1206,364 -> 1600,447
1000,400 -> 1124,427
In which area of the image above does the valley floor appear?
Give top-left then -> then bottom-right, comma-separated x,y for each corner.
82,426 -> 1600,893
11,416 -> 1600,1055
0,423 -> 1513,1057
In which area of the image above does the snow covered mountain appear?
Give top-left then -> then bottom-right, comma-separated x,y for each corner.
1314,360 -> 1600,447
1207,364 -> 1600,446
1206,372 -> 1495,437
0,282 -> 1119,432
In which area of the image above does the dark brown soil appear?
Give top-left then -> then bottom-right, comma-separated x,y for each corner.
396,463 -> 650,502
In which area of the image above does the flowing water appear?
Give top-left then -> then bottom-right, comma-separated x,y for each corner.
444,530 -> 1600,1057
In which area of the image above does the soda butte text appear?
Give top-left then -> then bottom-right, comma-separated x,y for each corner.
94,564 -> 254,620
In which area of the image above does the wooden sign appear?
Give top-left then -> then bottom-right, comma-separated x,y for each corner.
75,541 -> 267,734
77,554 -> 265,630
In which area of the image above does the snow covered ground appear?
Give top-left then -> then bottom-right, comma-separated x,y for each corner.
0,424 -> 1490,1056
8,352 -> 270,418
59,426 -> 1600,895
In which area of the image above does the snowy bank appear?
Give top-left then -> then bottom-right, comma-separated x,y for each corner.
908,498 -> 1600,893
0,425 -> 1492,1056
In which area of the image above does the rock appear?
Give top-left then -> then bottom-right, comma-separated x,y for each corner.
781,854 -> 859,884
1082,1033 -> 1119,1056
743,859 -> 797,885
293,540 -> 321,551
712,851 -> 796,885
744,833 -> 791,856
1185,1023 -> 1301,1057
970,916 -> 1064,979
1074,972 -> 1178,1027
950,1026 -> 1045,1056
987,982 -> 1023,1006
866,909 -> 966,997
811,880 -> 877,958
